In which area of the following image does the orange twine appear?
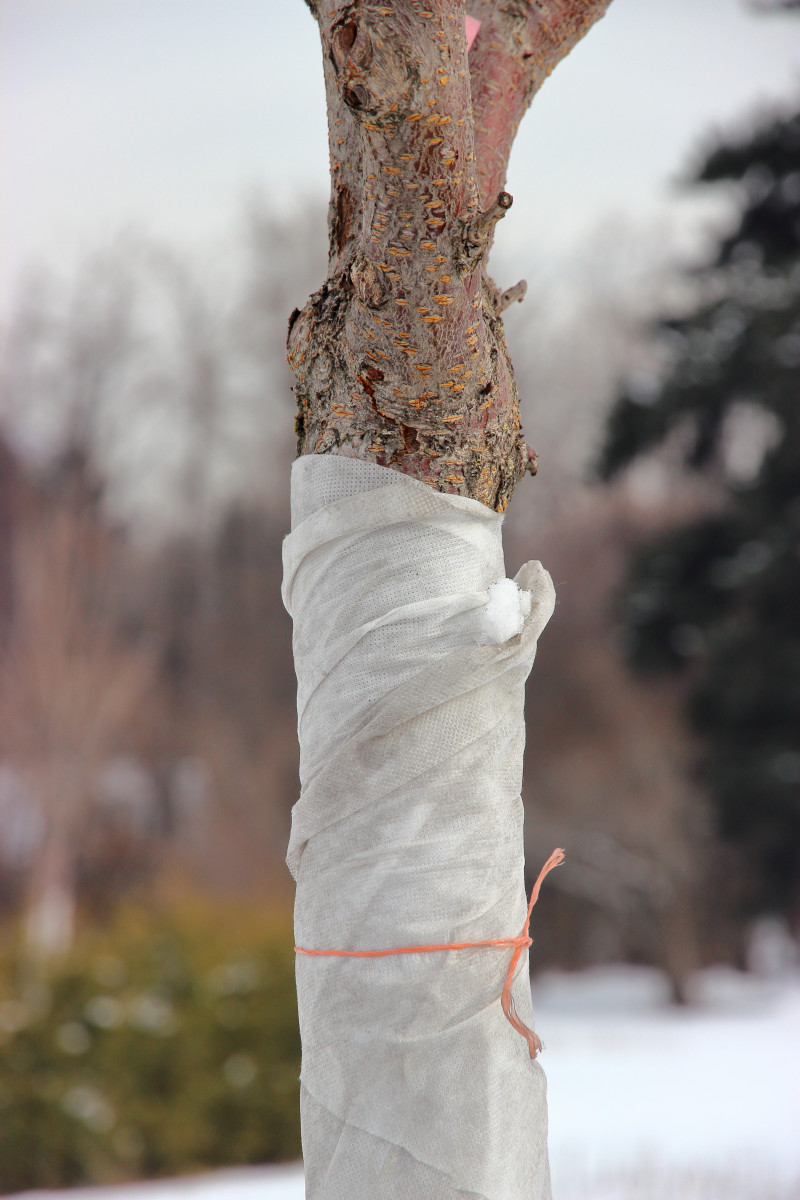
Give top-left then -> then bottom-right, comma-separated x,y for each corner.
295,847 -> 565,1059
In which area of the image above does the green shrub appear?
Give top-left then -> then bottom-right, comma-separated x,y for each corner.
0,899 -> 301,1191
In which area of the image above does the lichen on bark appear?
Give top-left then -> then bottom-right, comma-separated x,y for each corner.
289,0 -> 611,512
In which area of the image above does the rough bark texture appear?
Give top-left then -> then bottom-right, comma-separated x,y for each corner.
289,0 -> 611,512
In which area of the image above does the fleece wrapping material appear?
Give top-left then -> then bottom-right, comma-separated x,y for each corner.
282,456 -> 556,1200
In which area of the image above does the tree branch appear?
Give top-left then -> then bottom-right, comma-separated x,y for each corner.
468,0 -> 613,209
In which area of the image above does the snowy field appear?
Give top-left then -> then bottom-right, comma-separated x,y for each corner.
12,966 -> 800,1200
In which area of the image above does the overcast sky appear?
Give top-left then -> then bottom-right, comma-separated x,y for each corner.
2,0 -> 799,318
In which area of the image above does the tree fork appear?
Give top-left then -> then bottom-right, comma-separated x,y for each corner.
290,0 -> 611,511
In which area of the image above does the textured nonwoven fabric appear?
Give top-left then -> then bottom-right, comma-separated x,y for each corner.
282,455 -> 556,1200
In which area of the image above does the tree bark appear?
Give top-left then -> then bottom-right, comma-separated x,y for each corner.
289,0 -> 612,512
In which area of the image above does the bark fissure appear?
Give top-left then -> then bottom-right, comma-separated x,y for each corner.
291,0 -> 611,511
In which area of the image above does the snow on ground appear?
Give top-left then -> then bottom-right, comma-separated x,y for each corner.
537,965 -> 800,1199
12,967 -> 800,1200
12,1168 -> 305,1200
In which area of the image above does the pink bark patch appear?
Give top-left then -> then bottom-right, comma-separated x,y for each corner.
465,14 -> 481,53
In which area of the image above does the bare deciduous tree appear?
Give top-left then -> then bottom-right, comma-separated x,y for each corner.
0,495 -> 153,957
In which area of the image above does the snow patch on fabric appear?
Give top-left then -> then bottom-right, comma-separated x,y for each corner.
481,578 -> 533,644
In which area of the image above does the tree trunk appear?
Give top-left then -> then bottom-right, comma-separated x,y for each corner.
290,0 -> 611,510
285,3 -> 612,1195
24,840 -> 76,960
23,763 -> 83,960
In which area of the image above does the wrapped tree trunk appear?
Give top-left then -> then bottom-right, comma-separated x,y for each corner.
284,3 -> 611,1196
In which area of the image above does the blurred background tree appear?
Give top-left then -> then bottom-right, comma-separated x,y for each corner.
0,206 -> 327,955
598,52 -> 800,923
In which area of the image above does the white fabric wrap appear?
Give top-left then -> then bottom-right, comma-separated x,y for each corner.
282,456 -> 556,1200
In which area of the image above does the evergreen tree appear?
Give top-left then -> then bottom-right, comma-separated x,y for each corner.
598,95 -> 800,919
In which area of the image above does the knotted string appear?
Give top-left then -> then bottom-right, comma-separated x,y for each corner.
295,847 -> 565,1059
